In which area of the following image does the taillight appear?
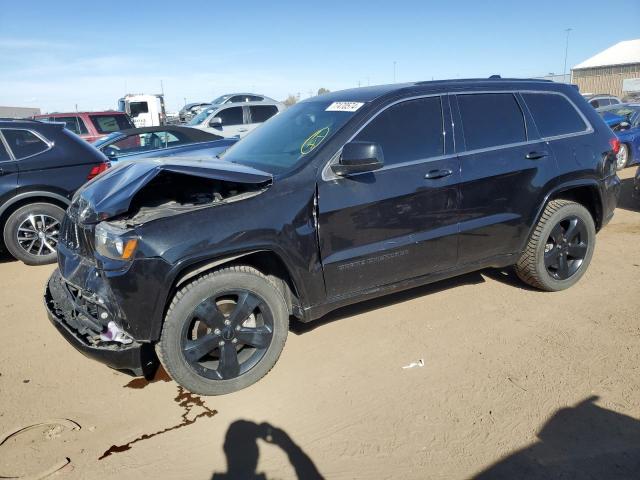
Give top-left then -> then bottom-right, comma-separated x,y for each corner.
609,138 -> 620,154
88,162 -> 109,180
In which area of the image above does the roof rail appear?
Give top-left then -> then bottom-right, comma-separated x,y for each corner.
0,117 -> 41,123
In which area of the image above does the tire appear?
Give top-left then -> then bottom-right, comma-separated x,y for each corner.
2,203 -> 65,266
616,143 -> 629,170
515,200 -> 596,292
157,265 -> 289,395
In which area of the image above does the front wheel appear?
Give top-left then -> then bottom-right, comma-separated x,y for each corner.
157,266 -> 289,395
515,200 -> 596,292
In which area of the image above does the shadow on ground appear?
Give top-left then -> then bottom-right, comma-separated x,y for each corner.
617,176 -> 639,213
211,420 -> 323,480
473,396 -> 640,479
0,249 -> 15,264
291,266 -> 538,335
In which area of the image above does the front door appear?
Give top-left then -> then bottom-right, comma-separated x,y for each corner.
318,95 -> 460,298
206,106 -> 246,138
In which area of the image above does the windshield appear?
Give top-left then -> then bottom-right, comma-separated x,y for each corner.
598,105 -> 640,120
93,132 -> 122,148
211,95 -> 231,105
221,100 -> 362,174
188,107 -> 217,125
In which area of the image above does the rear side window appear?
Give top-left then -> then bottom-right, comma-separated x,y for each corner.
354,97 -> 444,166
90,115 -> 134,133
1,129 -> 49,159
54,116 -> 88,135
457,93 -> 526,150
250,105 -> 278,123
523,93 -> 587,138
216,107 -> 244,126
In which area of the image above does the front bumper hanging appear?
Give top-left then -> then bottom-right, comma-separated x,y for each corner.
44,269 -> 156,376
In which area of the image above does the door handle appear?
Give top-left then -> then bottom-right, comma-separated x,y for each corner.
525,151 -> 549,160
425,168 -> 453,179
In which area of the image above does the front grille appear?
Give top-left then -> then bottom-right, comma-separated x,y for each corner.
59,215 -> 94,256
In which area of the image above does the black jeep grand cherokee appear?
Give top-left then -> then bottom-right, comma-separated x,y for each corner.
45,79 -> 620,395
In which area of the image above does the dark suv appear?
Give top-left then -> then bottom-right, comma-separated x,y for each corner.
45,79 -> 621,395
1,119 -> 109,265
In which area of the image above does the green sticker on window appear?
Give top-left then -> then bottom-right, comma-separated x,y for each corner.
301,126 -> 330,155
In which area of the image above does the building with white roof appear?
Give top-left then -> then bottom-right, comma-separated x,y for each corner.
571,39 -> 640,99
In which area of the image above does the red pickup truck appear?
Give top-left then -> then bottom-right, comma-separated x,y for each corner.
33,111 -> 134,143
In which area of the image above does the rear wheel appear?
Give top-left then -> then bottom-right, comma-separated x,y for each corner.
2,203 -> 65,266
157,266 -> 288,395
515,200 -> 595,291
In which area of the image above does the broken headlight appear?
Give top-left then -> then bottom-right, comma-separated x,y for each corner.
95,223 -> 139,261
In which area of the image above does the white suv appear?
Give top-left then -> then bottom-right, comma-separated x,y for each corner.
187,101 -> 284,138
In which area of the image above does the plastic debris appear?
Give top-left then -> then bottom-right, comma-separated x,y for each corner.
100,321 -> 133,344
402,359 -> 425,369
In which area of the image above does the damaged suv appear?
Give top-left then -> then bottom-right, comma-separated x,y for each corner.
46,79 -> 621,395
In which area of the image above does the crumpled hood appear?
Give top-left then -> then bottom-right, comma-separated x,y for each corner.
75,157 -> 272,221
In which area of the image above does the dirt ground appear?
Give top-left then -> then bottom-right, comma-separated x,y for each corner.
0,169 -> 638,480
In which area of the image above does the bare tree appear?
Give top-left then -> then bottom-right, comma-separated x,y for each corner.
317,88 -> 330,95
283,94 -> 298,106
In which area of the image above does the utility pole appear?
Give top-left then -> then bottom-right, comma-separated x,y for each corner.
160,80 -> 164,96
563,28 -> 572,84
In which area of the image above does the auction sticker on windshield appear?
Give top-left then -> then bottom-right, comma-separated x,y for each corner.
301,126 -> 330,155
326,102 -> 364,112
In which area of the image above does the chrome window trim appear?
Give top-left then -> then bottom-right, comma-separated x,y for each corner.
322,88 -> 594,181
0,127 -> 53,161
322,93 -> 446,181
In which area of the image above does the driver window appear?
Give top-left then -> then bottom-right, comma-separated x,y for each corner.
216,107 -> 244,126
354,97 -> 444,166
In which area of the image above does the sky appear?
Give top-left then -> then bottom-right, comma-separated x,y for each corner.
1,0 -> 639,113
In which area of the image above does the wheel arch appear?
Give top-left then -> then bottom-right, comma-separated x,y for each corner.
162,249 -> 304,327
0,191 -> 69,238
521,180 -> 603,255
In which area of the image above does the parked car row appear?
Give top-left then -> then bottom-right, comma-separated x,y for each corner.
596,103 -> 640,170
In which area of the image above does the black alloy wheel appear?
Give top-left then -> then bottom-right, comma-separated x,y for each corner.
543,215 -> 589,280
181,291 -> 274,380
157,265 -> 289,395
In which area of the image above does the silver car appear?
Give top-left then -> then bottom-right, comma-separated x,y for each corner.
188,100 -> 284,138
210,93 -> 276,105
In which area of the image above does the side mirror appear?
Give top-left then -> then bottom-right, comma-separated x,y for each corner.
331,141 -> 384,176
618,121 -> 631,131
103,147 -> 118,158
209,116 -> 223,128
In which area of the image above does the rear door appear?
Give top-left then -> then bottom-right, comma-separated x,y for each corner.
246,105 -> 279,134
452,91 -> 558,264
0,132 -> 19,209
318,95 -> 460,298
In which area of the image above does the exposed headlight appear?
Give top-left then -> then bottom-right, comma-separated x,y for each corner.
95,223 -> 139,260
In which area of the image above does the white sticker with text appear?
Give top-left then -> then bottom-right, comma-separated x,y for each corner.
325,101 -> 364,112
